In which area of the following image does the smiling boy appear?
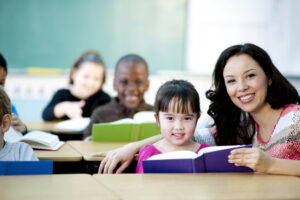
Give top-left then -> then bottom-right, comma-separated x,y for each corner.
84,54 -> 153,139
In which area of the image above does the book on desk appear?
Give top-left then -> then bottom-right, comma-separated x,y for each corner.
4,128 -> 65,150
92,111 -> 161,141
143,144 -> 253,173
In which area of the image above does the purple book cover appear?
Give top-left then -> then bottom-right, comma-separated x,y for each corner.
143,144 -> 252,173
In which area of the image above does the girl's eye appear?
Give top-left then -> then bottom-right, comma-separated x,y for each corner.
166,117 -> 173,120
184,117 -> 192,120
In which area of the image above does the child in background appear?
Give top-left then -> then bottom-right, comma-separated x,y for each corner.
0,87 -> 38,160
42,51 -> 111,121
84,54 -> 153,139
136,80 -> 209,173
0,53 -> 27,134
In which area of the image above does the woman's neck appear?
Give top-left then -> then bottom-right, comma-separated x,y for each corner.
250,104 -> 283,141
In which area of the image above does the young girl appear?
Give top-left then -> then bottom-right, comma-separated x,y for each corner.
135,80 -> 209,173
42,51 -> 111,121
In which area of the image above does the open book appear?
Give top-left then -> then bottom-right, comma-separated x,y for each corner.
54,117 -> 90,132
143,144 -> 253,173
92,111 -> 161,141
4,127 -> 65,150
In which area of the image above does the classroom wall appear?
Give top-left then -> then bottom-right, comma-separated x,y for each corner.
0,0 -> 186,72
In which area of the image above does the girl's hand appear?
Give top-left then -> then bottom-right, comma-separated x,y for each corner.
11,114 -> 27,134
228,147 -> 274,173
54,100 -> 85,119
92,143 -> 138,174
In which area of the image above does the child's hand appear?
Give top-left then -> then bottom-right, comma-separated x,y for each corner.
92,143 -> 137,174
228,147 -> 274,173
11,114 -> 27,134
54,100 -> 85,119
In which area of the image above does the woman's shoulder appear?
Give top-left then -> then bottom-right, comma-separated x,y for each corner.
281,104 -> 300,118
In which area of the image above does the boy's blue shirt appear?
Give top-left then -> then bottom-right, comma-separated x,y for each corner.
11,103 -> 18,116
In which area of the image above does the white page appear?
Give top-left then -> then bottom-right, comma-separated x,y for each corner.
54,118 -> 90,131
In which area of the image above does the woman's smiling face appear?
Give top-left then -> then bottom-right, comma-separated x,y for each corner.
223,54 -> 269,115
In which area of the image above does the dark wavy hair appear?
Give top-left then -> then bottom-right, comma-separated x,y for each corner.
154,79 -> 200,117
206,43 -> 300,145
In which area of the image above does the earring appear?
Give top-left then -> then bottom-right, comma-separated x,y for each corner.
268,80 -> 272,86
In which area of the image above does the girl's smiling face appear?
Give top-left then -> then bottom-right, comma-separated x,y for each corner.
71,61 -> 105,99
223,54 -> 269,115
156,99 -> 199,146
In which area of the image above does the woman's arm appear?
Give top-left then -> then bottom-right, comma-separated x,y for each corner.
228,148 -> 300,176
92,134 -> 163,174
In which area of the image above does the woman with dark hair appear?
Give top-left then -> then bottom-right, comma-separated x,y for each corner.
92,43 -> 300,175
204,43 -> 300,175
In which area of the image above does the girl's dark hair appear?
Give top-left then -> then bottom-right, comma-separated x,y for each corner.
0,53 -> 7,73
69,50 -> 105,84
154,80 -> 200,117
206,43 -> 300,145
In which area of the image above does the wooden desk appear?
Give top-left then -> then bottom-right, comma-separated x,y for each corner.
26,121 -> 84,135
35,142 -> 82,162
1,174 -> 118,200
93,173 -> 300,200
67,141 -> 131,161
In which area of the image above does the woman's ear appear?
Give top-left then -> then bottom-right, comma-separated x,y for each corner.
1,114 -> 11,133
154,113 -> 160,127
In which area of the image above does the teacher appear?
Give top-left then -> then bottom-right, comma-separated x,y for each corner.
93,43 -> 300,175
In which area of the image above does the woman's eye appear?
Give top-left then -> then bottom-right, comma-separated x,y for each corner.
226,79 -> 235,84
166,117 -> 173,120
247,73 -> 256,78
184,117 -> 192,120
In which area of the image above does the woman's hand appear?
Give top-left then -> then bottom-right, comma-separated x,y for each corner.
228,147 -> 274,173
11,114 -> 27,134
54,100 -> 85,119
92,143 -> 138,174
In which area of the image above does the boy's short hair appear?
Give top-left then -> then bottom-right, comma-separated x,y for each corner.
115,54 -> 148,75
0,53 -> 7,73
0,87 -> 11,123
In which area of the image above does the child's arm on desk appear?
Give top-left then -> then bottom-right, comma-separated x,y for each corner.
92,134 -> 163,174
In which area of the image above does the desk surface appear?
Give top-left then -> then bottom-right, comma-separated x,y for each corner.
1,174 -> 118,200
67,140 -> 130,161
35,142 -> 82,162
26,121 -> 84,134
93,173 -> 300,200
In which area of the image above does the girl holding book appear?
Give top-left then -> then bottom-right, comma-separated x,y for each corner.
136,79 -> 209,173
95,43 -> 300,176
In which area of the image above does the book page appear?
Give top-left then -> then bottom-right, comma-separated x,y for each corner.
54,118 -> 90,131
147,150 -> 198,160
20,131 -> 59,147
197,144 -> 248,155
133,111 -> 156,123
4,127 -> 23,143
109,118 -> 134,124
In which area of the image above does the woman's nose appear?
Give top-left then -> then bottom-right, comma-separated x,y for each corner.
237,80 -> 248,91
